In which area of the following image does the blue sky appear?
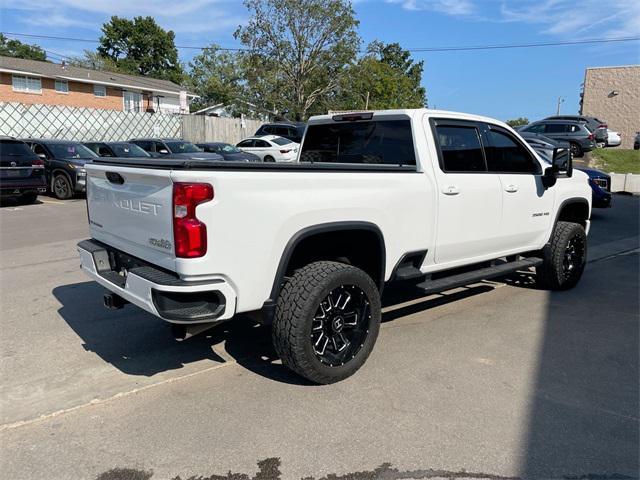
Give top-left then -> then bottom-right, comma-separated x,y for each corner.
1,0 -> 639,121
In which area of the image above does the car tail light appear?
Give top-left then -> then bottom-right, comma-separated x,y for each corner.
173,182 -> 214,258
587,133 -> 594,140
31,158 -> 44,167
280,149 -> 292,154
597,124 -> 607,129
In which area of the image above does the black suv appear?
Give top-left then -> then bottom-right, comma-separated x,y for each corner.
255,122 -> 306,143
21,139 -> 98,199
519,120 -> 596,157
0,138 -> 47,204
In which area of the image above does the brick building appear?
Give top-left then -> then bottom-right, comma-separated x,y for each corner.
0,56 -> 194,114
581,65 -> 640,149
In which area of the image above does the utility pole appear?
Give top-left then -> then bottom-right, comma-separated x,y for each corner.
556,96 -> 565,115
364,91 -> 370,110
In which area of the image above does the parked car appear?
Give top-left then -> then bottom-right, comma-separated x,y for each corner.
84,142 -> 153,158
635,132 -> 640,150
255,122 -> 306,143
520,132 -> 612,208
21,139 -> 97,199
195,142 -> 262,162
129,138 -> 224,161
519,120 -> 596,157
78,109 -> 592,384
0,137 -> 47,204
605,131 -> 621,147
236,135 -> 299,162
544,115 -> 608,143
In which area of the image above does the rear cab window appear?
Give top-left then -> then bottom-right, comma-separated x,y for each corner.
300,117 -> 416,166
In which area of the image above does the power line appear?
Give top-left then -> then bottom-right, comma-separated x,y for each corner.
3,31 -> 639,53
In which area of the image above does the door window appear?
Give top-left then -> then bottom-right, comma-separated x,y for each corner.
255,140 -> 271,148
134,141 -> 153,152
524,123 -> 545,134
485,128 -> 539,173
544,123 -> 567,133
237,140 -> 255,148
434,125 -> 486,172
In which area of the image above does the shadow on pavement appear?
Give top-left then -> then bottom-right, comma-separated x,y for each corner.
53,278 -> 500,385
520,251 -> 640,477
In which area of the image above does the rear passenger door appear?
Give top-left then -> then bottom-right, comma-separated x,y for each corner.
430,119 -> 503,264
482,124 -> 555,251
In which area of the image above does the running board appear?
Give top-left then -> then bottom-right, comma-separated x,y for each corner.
416,257 -> 542,296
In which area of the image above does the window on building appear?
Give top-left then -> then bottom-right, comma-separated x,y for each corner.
434,125 -> 486,172
94,84 -> 106,97
55,79 -> 68,93
12,75 -> 42,93
123,91 -> 143,112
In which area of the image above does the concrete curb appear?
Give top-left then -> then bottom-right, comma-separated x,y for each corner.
609,173 -> 640,194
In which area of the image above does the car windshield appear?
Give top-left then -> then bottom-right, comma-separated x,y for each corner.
111,143 -> 151,157
0,141 -> 37,157
219,144 -> 242,153
272,137 -> 293,146
48,143 -> 98,159
165,141 -> 202,153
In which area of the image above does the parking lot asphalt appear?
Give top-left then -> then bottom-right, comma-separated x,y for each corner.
0,195 -> 638,480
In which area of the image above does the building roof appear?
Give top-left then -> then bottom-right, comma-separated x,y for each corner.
0,55 -> 191,96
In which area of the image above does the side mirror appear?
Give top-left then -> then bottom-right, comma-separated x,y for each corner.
553,147 -> 572,178
158,149 -> 169,154
38,153 -> 47,160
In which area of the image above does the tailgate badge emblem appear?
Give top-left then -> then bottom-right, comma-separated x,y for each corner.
149,238 -> 172,250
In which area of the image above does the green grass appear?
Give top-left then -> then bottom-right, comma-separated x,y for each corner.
590,148 -> 640,174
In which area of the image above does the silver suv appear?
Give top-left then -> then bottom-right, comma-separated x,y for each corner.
520,120 -> 596,157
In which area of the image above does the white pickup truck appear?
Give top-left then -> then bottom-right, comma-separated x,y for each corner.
78,109 -> 591,384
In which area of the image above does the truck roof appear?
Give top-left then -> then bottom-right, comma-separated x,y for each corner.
307,108 -> 511,130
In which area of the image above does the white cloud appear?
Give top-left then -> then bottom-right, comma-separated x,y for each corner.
387,0 -> 476,16
500,0 -> 640,38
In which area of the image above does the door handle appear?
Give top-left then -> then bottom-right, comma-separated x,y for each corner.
442,185 -> 460,195
505,184 -> 519,193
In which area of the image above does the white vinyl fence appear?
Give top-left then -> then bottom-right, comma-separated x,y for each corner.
0,102 -> 263,145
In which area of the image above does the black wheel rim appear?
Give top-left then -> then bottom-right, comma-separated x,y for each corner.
54,176 -> 69,198
563,234 -> 585,279
570,144 -> 579,156
311,285 -> 371,367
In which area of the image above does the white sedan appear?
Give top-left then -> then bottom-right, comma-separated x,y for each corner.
236,135 -> 299,162
606,130 -> 621,147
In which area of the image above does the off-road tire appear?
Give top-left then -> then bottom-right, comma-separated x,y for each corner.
272,261 -> 381,384
537,221 -> 587,290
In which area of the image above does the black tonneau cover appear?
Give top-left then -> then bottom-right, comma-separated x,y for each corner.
88,157 -> 417,172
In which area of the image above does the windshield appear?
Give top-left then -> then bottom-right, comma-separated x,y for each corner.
48,143 -> 98,159
272,137 -> 293,146
111,143 -> 151,157
165,141 -> 202,154
219,144 -> 242,153
0,141 -> 37,158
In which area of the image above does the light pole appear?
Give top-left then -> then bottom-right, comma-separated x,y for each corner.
556,96 -> 565,115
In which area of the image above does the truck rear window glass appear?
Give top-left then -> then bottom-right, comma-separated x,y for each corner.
435,125 -> 486,172
300,120 -> 416,166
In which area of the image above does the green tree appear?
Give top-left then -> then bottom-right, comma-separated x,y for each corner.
0,34 -> 46,61
97,16 -> 184,83
333,41 -> 427,111
188,45 -> 246,114
506,117 -> 529,127
235,0 -> 360,120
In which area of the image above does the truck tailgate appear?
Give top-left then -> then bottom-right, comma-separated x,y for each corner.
86,164 -> 176,271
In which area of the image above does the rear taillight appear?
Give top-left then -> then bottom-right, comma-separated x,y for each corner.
598,124 -> 607,129
280,149 -> 291,154
31,158 -> 44,167
587,133 -> 594,140
173,182 -> 214,258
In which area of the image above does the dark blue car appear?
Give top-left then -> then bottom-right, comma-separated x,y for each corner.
520,132 -> 612,208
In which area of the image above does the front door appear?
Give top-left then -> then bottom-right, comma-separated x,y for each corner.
430,119 -> 503,265
482,124 -> 555,251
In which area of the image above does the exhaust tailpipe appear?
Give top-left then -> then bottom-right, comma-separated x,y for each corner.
103,293 -> 128,310
171,322 -> 216,342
